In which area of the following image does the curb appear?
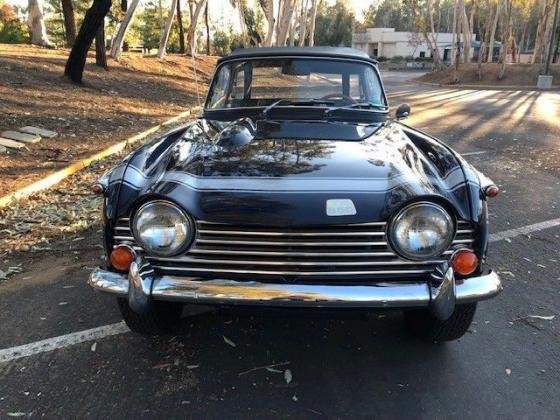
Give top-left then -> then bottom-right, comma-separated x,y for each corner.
412,80 -> 559,91
0,107 -> 200,209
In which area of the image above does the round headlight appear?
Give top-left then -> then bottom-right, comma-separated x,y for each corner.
389,202 -> 454,261
132,201 -> 193,256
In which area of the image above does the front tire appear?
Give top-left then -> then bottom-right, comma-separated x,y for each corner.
404,303 -> 477,342
117,298 -> 183,335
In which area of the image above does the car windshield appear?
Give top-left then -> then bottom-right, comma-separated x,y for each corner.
206,58 -> 386,110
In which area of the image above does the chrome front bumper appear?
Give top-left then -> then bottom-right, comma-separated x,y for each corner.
89,257 -> 502,320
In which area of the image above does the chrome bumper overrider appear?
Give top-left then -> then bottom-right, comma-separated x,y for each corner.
88,257 -> 502,320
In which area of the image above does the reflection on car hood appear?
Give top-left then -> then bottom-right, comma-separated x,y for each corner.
112,118 -> 473,225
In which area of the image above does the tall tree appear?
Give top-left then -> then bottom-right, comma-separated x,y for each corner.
95,21 -> 107,69
308,0 -> 319,46
204,0 -> 209,54
486,0 -> 500,62
498,0 -> 513,79
298,0 -> 309,46
158,0 -> 178,58
110,0 -> 141,59
65,0 -> 111,82
259,0 -> 275,46
275,0 -> 296,46
176,0 -> 185,54
27,0 -> 53,46
186,0 -> 207,56
60,0 -> 76,46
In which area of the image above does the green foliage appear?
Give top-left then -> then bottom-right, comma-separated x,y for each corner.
0,3 -> 28,43
314,0 -> 355,47
212,27 -> 243,56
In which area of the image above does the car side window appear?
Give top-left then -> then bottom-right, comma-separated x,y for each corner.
208,66 -> 230,108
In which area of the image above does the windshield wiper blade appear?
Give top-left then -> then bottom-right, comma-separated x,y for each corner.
261,98 -> 336,119
323,102 -> 389,118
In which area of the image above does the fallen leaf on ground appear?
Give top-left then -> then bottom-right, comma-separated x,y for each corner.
223,335 -> 236,347
91,342 -> 97,352
527,315 -> 555,321
284,369 -> 292,384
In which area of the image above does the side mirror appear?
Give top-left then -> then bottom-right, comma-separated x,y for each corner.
395,103 -> 411,120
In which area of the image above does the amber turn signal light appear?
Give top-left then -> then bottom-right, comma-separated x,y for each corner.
91,183 -> 105,195
484,185 -> 499,198
110,245 -> 135,272
451,249 -> 479,276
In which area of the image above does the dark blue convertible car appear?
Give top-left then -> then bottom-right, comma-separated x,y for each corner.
89,47 -> 502,341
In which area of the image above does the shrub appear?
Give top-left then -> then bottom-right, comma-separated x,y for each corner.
0,3 -> 29,44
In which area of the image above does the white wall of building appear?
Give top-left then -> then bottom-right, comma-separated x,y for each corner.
353,27 -> 475,61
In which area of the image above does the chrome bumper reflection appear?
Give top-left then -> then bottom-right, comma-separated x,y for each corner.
88,266 -> 502,312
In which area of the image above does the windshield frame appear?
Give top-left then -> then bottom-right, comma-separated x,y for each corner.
203,55 -> 389,118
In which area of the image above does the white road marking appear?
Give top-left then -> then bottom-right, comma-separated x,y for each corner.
1,217 -> 559,363
489,217 -> 560,243
461,151 -> 488,156
0,322 -> 129,363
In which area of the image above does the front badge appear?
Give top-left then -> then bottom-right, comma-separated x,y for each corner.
326,199 -> 357,216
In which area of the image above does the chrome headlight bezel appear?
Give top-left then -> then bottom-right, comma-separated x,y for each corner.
131,200 -> 194,257
388,201 -> 455,261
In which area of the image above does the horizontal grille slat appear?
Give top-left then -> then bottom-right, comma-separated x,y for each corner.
155,266 -> 432,276
198,229 -> 386,237
112,218 -> 476,281
148,256 -> 445,266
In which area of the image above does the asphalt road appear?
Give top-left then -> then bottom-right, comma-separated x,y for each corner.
1,71 -> 559,419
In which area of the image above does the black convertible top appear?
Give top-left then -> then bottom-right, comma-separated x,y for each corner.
217,47 -> 377,64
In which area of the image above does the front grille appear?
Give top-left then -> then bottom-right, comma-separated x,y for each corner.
113,218 -> 474,282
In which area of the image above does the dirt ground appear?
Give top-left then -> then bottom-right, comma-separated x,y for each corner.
0,44 -> 217,196
417,62 -> 560,86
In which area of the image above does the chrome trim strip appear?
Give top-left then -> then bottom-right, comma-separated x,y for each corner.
148,256 -> 445,266
452,239 -> 475,244
113,235 -> 135,241
196,220 -> 388,227
88,268 -> 502,308
189,249 -> 398,257
195,239 -> 388,247
153,266 -> 431,276
197,229 -> 386,237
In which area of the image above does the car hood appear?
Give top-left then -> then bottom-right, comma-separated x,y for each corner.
113,119 -> 473,225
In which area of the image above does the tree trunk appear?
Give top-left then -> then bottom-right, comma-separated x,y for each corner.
177,0 -> 185,54
27,0 -> 53,47
462,2 -> 474,62
158,0 -> 178,59
477,8 -> 491,79
110,0 -> 140,59
95,22 -> 107,69
426,0 -> 443,70
298,0 -> 309,46
487,1 -> 500,62
288,1 -> 298,46
65,0 -> 111,83
308,0 -> 318,46
205,1 -> 210,54
532,0 -> 549,64
61,0 -> 76,47
498,0 -> 512,80
263,0 -> 275,47
451,0 -> 458,66
276,0 -> 295,46
518,21 -> 527,63
187,0 -> 207,57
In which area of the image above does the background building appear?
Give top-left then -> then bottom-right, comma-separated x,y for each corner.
352,27 -> 475,61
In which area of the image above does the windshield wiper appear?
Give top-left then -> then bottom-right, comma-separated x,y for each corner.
323,102 -> 389,118
261,98 -> 336,119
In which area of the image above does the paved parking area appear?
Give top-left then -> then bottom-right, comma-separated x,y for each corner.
1,71 -> 559,418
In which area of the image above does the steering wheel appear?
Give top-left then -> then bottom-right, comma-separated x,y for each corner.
318,93 -> 357,104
